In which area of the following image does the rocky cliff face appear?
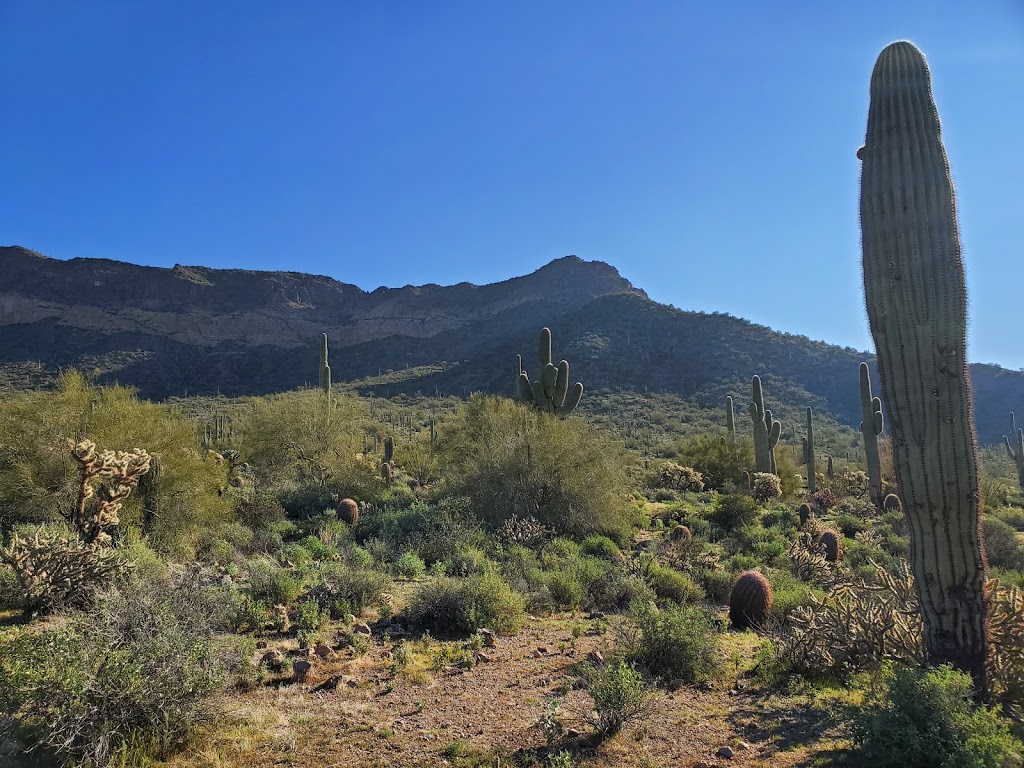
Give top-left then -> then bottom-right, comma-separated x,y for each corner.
0,247 -> 643,349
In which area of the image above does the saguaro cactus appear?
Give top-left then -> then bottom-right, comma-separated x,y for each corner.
516,327 -> 584,416
750,375 -> 781,474
801,406 -> 816,494
319,333 -> 332,399
725,396 -> 736,443
1003,412 -> 1024,490
860,41 -> 988,695
858,363 -> 884,508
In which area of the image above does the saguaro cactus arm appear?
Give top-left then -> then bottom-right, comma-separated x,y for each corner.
858,362 -> 884,508
860,41 -> 988,695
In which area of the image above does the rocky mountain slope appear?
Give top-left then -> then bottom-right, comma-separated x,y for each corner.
2,245 -> 1022,444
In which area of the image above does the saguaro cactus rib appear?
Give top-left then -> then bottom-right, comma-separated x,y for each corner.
860,41 -> 988,696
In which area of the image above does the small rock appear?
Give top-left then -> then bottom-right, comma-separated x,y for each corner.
388,623 -> 407,636
475,651 -> 492,663
354,622 -> 372,635
717,745 -> 734,759
586,650 -> 605,666
0,739 -> 25,756
259,650 -> 286,672
293,659 -> 313,683
737,741 -> 751,751
567,728 -> 582,738
536,646 -> 549,655
692,762 -> 713,768
588,610 -> 606,619
315,644 -> 335,659
256,640 -> 268,649
479,628 -> 496,647
532,649 -> 544,659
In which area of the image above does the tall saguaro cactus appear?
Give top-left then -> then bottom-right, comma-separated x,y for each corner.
319,333 -> 332,399
1002,412 -> 1024,490
860,41 -> 988,695
516,327 -> 584,416
858,362 -> 884,508
750,375 -> 781,474
725,396 -> 736,443
801,407 -> 816,495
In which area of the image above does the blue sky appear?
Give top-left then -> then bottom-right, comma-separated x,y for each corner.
2,2 -> 1022,367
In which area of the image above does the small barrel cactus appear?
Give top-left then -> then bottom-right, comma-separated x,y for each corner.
817,530 -> 843,563
729,570 -> 773,630
883,493 -> 902,513
335,497 -> 359,527
670,525 -> 692,543
798,503 -> 812,527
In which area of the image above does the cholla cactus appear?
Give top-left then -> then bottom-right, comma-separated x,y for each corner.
988,581 -> 1024,724
70,439 -> 151,544
496,514 -> 552,547
751,472 -> 782,503
783,560 -> 924,677
0,525 -> 131,615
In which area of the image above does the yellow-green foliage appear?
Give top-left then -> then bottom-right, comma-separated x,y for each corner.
236,389 -> 381,495
439,395 -> 635,538
0,371 -> 232,554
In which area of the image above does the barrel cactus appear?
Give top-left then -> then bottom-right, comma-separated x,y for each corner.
860,40 -> 988,693
335,497 -> 360,527
817,530 -> 843,563
729,570 -> 772,630
670,525 -> 692,543
798,502 -> 812,527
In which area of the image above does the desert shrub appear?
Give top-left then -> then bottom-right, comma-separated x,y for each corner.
751,473 -> 782,503
623,601 -> 720,684
0,574 -> 251,766
850,664 -> 1019,768
697,567 -> 735,603
0,372 -> 233,553
307,561 -> 389,617
675,433 -> 754,491
644,561 -> 704,604
983,517 -> 1024,572
836,513 -> 868,539
993,506 -> 1024,532
541,537 -> 582,565
545,569 -> 585,609
444,546 -> 491,577
658,462 -> 704,493
589,570 -> 656,612
236,493 -> 287,530
405,572 -> 526,635
767,570 -> 822,620
245,558 -> 303,606
582,535 -> 623,560
439,395 -> 635,538
710,494 -> 759,531
396,550 -> 427,579
586,660 -> 653,737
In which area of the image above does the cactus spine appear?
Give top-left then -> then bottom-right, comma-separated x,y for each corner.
1003,412 -> 1024,490
860,41 -> 987,694
725,396 -> 736,443
319,333 -> 332,399
801,406 -> 816,494
516,328 -> 584,416
858,363 -> 884,508
750,375 -> 781,474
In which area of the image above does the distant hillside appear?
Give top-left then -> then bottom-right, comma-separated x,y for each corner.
2,245 -> 1022,444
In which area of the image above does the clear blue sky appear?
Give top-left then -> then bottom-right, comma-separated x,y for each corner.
2,2 -> 1022,366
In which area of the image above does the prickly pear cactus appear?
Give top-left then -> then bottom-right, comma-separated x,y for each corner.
516,328 -> 584,416
860,41 -> 988,694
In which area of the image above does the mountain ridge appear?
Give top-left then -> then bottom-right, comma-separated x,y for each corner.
2,245 -> 1022,445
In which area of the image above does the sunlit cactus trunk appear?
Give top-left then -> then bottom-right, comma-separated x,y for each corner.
859,41 -> 988,696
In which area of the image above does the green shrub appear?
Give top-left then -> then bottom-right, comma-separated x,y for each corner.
676,433 -> 754,491
439,395 -> 635,538
246,559 -> 303,606
993,506 -> 1024,532
697,568 -> 735,603
405,572 -> 526,635
545,570 -> 585,610
582,535 -> 623,560
644,562 -> 704,604
983,517 -> 1024,572
307,562 -> 389,616
0,574 -> 250,765
710,494 -> 759,531
625,601 -> 720,684
587,660 -> 652,736
850,664 -> 1019,768
396,551 -> 427,580
589,571 -> 655,612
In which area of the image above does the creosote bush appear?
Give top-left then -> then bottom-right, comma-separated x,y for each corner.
405,571 -> 526,635
440,395 -> 635,538
586,660 -> 653,737
851,664 -> 1019,768
622,601 -> 720,684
